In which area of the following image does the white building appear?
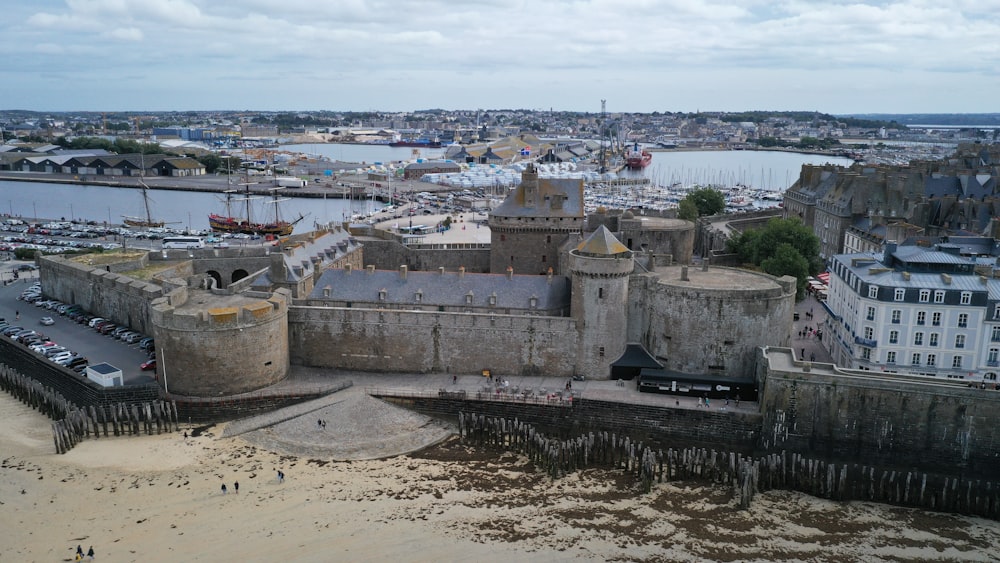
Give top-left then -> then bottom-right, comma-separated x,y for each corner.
824,238 -> 1000,385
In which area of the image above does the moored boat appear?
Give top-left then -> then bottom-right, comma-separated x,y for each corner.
625,142 -> 652,169
208,185 -> 305,236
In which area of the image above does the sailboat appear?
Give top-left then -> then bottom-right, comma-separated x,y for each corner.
122,176 -> 168,228
208,183 -> 306,236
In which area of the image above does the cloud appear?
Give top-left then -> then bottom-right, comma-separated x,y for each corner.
2,0 -> 1000,112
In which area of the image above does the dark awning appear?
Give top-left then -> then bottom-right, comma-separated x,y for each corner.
610,344 -> 662,380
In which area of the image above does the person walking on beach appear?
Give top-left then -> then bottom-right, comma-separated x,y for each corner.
277,470 -> 284,483
234,480 -> 239,494
87,546 -> 94,560
77,545 -> 84,558
221,483 -> 227,495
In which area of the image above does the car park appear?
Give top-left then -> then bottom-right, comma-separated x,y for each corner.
40,316 -> 55,325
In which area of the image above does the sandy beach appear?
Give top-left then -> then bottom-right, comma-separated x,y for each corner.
3,389 -> 1000,562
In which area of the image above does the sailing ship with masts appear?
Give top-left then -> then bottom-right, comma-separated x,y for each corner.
208,183 -> 305,236
122,177 -> 169,228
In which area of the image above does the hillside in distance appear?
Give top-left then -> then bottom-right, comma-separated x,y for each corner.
844,114 -> 1000,126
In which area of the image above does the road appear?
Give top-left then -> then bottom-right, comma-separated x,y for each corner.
0,259 -> 154,385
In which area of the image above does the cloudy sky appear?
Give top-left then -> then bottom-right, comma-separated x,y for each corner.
4,0 -> 999,114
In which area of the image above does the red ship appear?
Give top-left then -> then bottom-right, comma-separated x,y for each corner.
625,142 -> 652,169
208,185 -> 304,236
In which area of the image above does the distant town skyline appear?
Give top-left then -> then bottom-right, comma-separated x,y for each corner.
4,1 -> 999,115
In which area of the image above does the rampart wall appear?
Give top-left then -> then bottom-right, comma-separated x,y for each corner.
289,307 -> 579,376
757,347 -> 1000,479
359,239 -> 490,273
40,256 -> 163,335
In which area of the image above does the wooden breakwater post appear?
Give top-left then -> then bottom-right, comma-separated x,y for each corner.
49,400 -> 179,454
453,411 -> 1000,518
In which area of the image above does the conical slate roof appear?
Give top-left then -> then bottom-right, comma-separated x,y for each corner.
576,225 -> 630,256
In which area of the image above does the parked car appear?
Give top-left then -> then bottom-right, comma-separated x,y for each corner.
111,326 -> 131,339
39,316 -> 55,326
140,359 -> 157,371
88,317 -> 106,328
99,323 -> 117,335
139,337 -> 155,351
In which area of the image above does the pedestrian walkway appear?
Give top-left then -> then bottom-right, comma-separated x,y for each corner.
793,294 -> 832,364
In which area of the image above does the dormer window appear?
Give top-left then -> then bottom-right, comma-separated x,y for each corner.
415,290 -> 423,302
466,292 -> 474,305
489,293 -> 497,306
529,296 -> 538,309
378,289 -> 387,301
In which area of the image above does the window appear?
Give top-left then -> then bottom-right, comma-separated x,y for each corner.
956,335 -> 965,348
919,289 -> 930,303
866,307 -> 875,321
598,288 -> 604,299
994,304 -> 1000,320
862,348 -> 872,360
598,346 -> 605,358
958,313 -> 968,328
889,330 -> 899,344
934,290 -> 945,303
932,312 -> 941,326
930,333 -> 939,347
992,326 -> 1000,342
886,351 -> 897,364
913,332 -> 923,346
546,235 -> 552,243
989,349 -> 999,364
864,327 -> 874,339
916,311 -> 926,325
894,288 -> 905,301
541,255 -> 546,262
891,310 -> 901,324
869,286 -> 879,298
961,292 -> 972,305
927,354 -> 936,366
912,353 -> 921,365
952,356 -> 963,369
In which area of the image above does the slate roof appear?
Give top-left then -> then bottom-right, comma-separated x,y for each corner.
308,268 -> 571,311
576,226 -> 630,256
491,169 -> 584,219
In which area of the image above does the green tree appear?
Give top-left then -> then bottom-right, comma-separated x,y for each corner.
761,243 -> 810,297
198,153 -> 222,173
681,187 -> 726,217
677,198 -> 699,221
727,217 -> 821,298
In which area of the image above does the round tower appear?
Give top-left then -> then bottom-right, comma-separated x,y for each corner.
570,226 -> 634,379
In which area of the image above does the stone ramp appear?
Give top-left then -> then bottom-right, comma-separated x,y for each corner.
221,381 -> 354,438
234,387 -> 455,461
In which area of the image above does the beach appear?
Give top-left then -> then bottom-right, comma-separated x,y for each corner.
3,388 -> 1000,562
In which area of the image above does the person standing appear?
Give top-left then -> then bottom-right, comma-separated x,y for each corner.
234,481 -> 239,494
221,483 -> 227,495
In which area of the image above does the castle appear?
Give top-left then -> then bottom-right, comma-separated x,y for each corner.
40,164 -> 796,397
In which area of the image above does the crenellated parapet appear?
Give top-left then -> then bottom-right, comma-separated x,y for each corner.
150,288 -> 290,396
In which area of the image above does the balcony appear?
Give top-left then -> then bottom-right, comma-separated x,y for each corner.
987,361 -> 999,367
855,336 -> 878,347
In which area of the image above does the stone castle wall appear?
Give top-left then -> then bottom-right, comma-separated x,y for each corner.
757,347 -> 1000,479
619,218 -> 695,264
629,267 -> 796,378
150,288 -> 291,396
359,239 -> 491,273
289,307 -> 579,377
489,216 -> 585,275
40,256 -> 164,335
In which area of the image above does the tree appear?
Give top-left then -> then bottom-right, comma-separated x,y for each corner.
681,187 -> 726,217
727,217 -> 822,298
677,198 -> 699,221
761,243 -> 810,297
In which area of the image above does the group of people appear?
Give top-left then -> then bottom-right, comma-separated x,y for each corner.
74,545 -> 94,560
316,419 -> 327,430
220,481 -> 239,494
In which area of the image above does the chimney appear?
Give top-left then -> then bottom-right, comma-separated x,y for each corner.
367,265 -> 375,274
681,266 -> 689,281
506,265 -> 514,280
981,275 -> 989,285
459,266 -> 465,279
547,267 -> 553,284
439,266 -> 445,275
345,263 -> 352,274
400,265 -> 408,279
902,271 -> 910,281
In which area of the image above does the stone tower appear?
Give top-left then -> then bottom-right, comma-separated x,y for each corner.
489,163 -> 585,275
570,226 -> 633,378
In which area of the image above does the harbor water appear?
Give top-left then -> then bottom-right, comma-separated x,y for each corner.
0,149 -> 853,230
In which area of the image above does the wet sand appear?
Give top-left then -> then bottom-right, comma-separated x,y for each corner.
2,390 -> 999,562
